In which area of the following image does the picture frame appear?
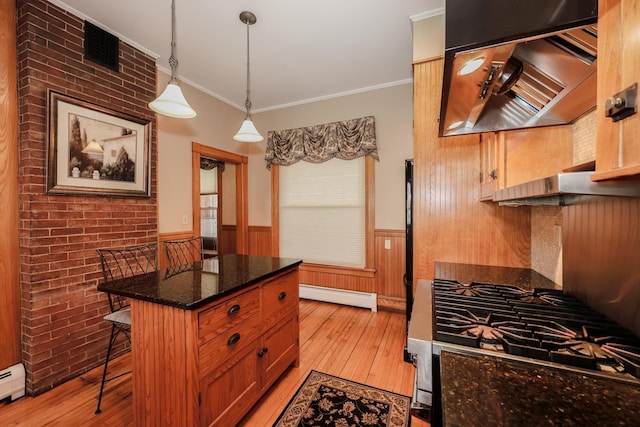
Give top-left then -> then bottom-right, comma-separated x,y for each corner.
46,90 -> 151,198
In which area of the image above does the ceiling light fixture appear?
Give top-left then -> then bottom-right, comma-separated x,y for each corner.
149,0 -> 196,119
233,11 -> 263,142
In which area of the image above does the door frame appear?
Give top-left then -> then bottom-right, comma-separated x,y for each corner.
192,142 -> 249,254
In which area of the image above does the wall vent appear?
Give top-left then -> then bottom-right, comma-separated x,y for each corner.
84,21 -> 119,72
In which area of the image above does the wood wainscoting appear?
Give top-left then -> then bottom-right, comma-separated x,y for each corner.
160,226 -> 271,265
219,225 -> 237,255
248,225 -> 272,256
413,59 -> 531,283
374,229 -> 406,313
299,263 -> 376,294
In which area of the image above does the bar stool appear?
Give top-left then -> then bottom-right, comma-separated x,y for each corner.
95,243 -> 157,415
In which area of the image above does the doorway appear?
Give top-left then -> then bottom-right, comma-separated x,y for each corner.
191,142 -> 249,254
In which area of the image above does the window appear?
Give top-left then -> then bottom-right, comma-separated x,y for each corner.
279,157 -> 365,268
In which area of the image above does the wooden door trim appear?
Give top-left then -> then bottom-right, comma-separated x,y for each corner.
192,142 -> 249,254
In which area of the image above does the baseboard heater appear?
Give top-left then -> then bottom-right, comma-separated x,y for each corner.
299,284 -> 377,312
0,363 -> 26,402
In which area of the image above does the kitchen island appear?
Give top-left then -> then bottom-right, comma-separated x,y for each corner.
98,254 -> 302,427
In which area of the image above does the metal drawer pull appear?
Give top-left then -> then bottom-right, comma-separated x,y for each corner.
227,333 -> 240,345
258,347 -> 269,358
278,291 -> 287,300
227,304 -> 241,315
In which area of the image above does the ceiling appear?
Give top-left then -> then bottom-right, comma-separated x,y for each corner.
52,0 -> 444,113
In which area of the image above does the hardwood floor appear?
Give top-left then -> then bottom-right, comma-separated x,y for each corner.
0,300 -> 428,426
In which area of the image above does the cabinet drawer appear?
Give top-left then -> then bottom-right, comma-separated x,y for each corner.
262,270 -> 298,328
199,314 -> 261,377
198,286 -> 259,343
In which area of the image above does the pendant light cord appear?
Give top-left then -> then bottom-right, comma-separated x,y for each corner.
168,0 -> 178,83
244,21 -> 252,119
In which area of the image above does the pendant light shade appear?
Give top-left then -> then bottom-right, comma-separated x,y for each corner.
233,11 -> 263,142
149,0 -> 196,119
150,81 -> 196,119
234,119 -> 263,142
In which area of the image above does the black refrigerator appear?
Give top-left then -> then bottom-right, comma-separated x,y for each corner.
404,159 -> 414,362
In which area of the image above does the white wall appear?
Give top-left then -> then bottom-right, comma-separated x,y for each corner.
157,70 -> 246,233
412,12 -> 445,62
158,74 -> 414,232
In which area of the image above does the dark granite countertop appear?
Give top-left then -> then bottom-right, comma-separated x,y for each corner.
97,254 -> 302,310
440,350 -> 640,426
435,262 -> 560,290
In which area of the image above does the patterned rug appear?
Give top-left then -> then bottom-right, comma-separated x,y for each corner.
273,370 -> 411,427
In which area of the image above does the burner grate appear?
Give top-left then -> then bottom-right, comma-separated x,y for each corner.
433,279 -> 640,379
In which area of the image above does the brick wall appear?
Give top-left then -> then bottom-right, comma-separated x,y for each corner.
17,0 -> 157,395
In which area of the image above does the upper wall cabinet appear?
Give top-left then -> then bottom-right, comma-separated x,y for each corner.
593,0 -> 640,181
479,126 -> 573,201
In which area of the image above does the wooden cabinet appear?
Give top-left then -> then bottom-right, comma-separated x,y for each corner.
480,132 -> 500,201
479,126 -> 573,200
260,272 -> 299,389
593,0 -> 640,181
131,267 -> 300,427
202,269 -> 300,427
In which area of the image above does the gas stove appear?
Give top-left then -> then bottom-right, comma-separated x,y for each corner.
433,279 -> 640,377
407,278 -> 640,426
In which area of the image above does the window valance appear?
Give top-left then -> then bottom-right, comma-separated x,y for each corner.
200,158 -> 225,171
264,115 -> 378,169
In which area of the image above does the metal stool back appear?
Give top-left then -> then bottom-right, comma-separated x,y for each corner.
162,237 -> 204,268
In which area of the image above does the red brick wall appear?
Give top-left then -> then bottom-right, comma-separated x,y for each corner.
17,0 -> 157,395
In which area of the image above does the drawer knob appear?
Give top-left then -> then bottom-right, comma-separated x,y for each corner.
227,304 -> 241,315
258,347 -> 268,358
278,291 -> 287,300
227,332 -> 241,346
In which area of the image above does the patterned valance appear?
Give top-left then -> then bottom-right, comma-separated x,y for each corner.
264,116 -> 378,169
200,158 -> 225,171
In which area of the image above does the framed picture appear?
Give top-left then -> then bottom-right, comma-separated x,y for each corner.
46,90 -> 151,197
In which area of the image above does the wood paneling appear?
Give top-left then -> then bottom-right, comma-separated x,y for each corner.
374,229 -> 405,299
299,264 -> 376,293
220,224 -> 237,255
249,226 -> 272,256
563,197 -> 640,337
0,300 -> 427,427
502,125 -> 573,187
131,300 -> 197,427
0,0 -> 20,370
413,59 -> 531,282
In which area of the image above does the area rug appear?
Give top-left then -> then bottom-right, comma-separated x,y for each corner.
273,370 -> 411,427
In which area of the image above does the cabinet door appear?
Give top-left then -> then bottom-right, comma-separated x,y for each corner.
199,339 -> 261,427
260,312 -> 299,389
480,132 -> 498,200
594,0 -> 640,180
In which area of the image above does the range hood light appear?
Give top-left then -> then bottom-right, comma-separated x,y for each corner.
447,120 -> 465,130
458,57 -> 485,76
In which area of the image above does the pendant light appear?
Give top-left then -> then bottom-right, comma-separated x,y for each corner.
233,11 -> 263,142
149,0 -> 196,119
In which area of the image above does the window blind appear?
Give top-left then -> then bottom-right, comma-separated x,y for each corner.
279,157 -> 365,267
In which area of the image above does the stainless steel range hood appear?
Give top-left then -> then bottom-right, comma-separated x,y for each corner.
439,0 -> 598,137
493,172 -> 640,206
